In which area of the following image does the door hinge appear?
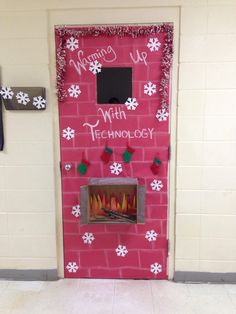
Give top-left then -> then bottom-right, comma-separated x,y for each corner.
167,239 -> 170,256
168,146 -> 171,161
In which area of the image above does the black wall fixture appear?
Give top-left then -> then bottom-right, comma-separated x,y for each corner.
0,86 -> 46,151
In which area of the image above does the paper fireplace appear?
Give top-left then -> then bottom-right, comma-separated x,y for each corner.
80,178 -> 145,224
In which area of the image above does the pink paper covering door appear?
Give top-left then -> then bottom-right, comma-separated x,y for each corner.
55,25 -> 173,279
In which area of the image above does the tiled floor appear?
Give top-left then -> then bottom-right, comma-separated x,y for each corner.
0,279 -> 236,314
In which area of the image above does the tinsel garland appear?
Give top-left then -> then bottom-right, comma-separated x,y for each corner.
55,24 -> 173,109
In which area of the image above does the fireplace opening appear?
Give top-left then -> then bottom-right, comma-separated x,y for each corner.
80,178 -> 145,224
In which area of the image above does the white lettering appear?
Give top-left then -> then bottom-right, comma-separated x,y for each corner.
130,49 -> 148,66
103,45 -> 117,63
97,107 -> 127,123
134,130 -> 142,138
121,130 -> 128,138
69,45 -> 117,75
101,130 -> 108,139
148,128 -> 155,139
69,50 -> 88,76
82,120 -> 100,141
83,126 -> 155,141
141,129 -> 148,138
114,130 -> 122,138
97,108 -> 112,123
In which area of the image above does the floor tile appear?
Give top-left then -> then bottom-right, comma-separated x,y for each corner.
0,280 -> 9,294
187,283 -> 228,296
225,284 -> 236,295
0,289 -> 39,312
113,280 -> 153,314
0,279 -> 235,314
7,281 -> 45,292
187,294 -> 236,314
32,280 -> 82,314
228,294 -> 236,309
72,278 -> 115,314
151,281 -> 193,314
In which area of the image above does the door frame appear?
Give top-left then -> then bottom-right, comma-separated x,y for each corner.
48,6 -> 180,279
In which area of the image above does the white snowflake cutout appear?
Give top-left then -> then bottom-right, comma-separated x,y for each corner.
144,82 -> 156,96
156,108 -> 169,122
0,86 -> 14,99
89,60 -> 102,74
68,84 -> 81,98
150,262 -> 162,275
62,127 -> 75,141
147,38 -> 161,52
145,230 -> 158,242
66,262 -> 79,273
116,245 -> 128,257
125,98 -> 139,110
66,37 -> 79,51
110,162 -> 123,176
33,96 -> 46,109
16,91 -> 30,105
72,204 -> 80,218
150,179 -> 163,192
82,232 -> 95,244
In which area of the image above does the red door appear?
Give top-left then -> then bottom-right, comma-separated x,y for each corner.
55,24 -> 173,279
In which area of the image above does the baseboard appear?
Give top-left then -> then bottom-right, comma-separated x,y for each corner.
0,269 -> 58,281
174,271 -> 236,283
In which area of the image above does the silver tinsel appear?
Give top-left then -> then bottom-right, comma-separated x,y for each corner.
55,24 -> 173,109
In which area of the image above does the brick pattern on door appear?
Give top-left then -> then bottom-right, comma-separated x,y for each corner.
55,25 -> 172,279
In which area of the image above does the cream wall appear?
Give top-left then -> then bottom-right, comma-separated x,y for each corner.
0,8 -> 56,270
176,2 -> 236,273
0,0 -> 236,277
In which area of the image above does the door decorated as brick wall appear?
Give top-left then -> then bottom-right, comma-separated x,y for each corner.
55,24 -> 173,279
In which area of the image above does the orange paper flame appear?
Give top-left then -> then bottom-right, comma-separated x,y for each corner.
89,190 -> 136,217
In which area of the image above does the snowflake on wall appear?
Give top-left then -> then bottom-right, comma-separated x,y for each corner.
16,91 -> 30,105
145,230 -> 158,242
116,245 -> 128,257
89,60 -> 102,74
62,127 -> 75,140
66,37 -> 79,51
110,162 -> 123,176
125,98 -> 139,110
156,108 -> 169,122
33,96 -> 46,109
72,204 -> 81,218
144,82 -> 156,96
150,262 -> 162,275
147,38 -> 161,52
66,262 -> 79,273
150,179 -> 163,191
0,86 -> 14,99
82,232 -> 95,244
68,85 -> 81,98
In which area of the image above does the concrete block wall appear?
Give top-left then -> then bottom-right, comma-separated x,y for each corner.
0,9 -> 56,270
176,3 -> 236,273
0,0 -> 235,277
